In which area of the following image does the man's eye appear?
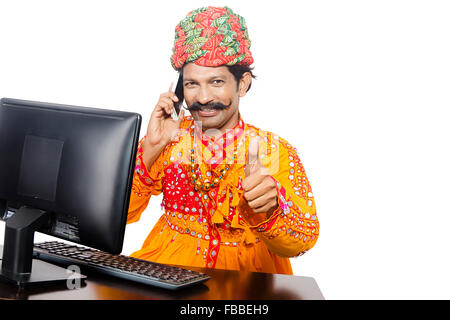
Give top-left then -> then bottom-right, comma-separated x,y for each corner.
212,79 -> 224,85
184,82 -> 196,87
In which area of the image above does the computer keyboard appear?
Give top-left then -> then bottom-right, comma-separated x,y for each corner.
33,241 -> 210,290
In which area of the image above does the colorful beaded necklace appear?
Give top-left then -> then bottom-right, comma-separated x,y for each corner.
187,118 -> 246,193
188,146 -> 231,192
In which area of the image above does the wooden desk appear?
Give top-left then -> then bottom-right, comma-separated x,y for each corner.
0,266 -> 324,300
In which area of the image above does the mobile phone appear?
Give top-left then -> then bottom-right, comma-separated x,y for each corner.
172,72 -> 184,120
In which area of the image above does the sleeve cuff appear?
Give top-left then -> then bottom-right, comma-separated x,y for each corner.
134,137 -> 158,188
248,176 -> 288,233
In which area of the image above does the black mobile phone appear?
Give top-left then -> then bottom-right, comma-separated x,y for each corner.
173,72 -> 184,116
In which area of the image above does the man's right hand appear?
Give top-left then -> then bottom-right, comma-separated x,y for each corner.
145,83 -> 185,148
142,83 -> 185,168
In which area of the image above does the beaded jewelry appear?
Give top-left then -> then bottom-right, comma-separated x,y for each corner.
188,146 -> 231,192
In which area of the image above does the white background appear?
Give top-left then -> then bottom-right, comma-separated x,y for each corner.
1,0 -> 449,299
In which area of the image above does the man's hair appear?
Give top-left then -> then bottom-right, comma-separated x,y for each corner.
177,64 -> 256,93
226,65 -> 256,93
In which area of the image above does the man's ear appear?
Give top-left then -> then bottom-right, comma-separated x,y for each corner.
238,72 -> 252,97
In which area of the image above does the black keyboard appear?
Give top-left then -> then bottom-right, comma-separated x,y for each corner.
33,241 -> 210,290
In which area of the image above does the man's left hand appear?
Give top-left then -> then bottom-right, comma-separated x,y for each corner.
241,137 -> 279,222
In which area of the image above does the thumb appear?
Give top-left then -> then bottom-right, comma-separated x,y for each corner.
176,109 -> 185,126
245,136 -> 260,175
168,109 -> 185,142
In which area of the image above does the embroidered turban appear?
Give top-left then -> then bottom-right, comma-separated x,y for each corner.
170,6 -> 254,70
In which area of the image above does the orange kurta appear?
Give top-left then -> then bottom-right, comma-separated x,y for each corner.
127,113 -> 319,275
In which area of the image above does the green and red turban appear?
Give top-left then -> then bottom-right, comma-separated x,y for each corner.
170,6 -> 254,70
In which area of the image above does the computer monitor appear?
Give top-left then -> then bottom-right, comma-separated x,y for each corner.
0,98 -> 141,286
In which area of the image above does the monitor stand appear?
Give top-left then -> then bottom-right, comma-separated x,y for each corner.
0,206 -> 86,287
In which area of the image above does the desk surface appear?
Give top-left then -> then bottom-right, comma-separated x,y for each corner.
0,264 -> 324,300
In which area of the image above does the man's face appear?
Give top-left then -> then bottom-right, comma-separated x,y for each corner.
183,63 -> 244,132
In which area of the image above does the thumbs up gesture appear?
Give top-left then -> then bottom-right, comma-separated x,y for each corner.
241,137 -> 279,220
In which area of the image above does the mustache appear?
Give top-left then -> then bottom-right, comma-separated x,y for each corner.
186,100 -> 232,112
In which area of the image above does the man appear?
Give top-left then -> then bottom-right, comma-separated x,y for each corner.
127,6 -> 318,275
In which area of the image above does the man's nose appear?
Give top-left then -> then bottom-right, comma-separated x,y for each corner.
196,85 -> 214,105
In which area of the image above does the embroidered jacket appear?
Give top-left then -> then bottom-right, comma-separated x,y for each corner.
127,113 -> 319,274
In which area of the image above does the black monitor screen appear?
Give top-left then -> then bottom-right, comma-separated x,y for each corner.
0,98 -> 141,254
